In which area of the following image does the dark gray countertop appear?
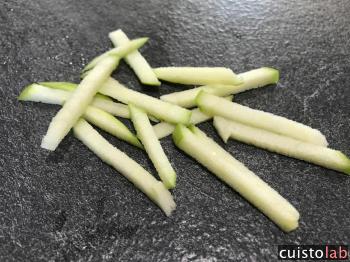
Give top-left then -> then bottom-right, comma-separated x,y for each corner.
0,0 -> 349,261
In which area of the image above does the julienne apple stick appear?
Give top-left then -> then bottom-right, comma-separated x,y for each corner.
109,29 -> 161,86
214,116 -> 350,175
41,56 -> 120,151
98,77 -> 192,124
41,38 -> 148,151
160,67 -> 279,108
18,84 -> 142,148
37,82 -> 159,121
196,91 -> 328,147
153,67 -> 242,85
129,104 -> 176,189
173,124 -> 300,232
82,37 -> 149,72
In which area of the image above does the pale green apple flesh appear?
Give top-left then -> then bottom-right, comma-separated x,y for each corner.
99,77 -> 192,124
109,30 -> 160,86
197,91 -> 328,147
153,95 -> 233,139
160,67 -> 279,108
41,56 -> 119,151
214,116 -> 350,175
129,105 -> 176,188
82,37 -> 148,72
154,66 -> 242,86
172,124 -> 300,232
73,119 -> 176,216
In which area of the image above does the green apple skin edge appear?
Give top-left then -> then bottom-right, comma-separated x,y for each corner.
38,82 -> 78,92
153,67 -> 242,86
82,37 -> 149,72
172,124 -> 300,232
99,77 -> 191,124
160,67 -> 279,108
214,116 -> 350,175
109,29 -> 160,86
73,119 -> 176,216
196,91 -> 328,147
153,95 -> 233,139
41,56 -> 120,151
129,105 -> 176,188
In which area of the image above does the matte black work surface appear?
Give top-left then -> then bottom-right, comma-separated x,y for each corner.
1,0 -> 349,261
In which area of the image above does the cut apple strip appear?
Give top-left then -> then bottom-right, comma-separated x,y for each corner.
154,67 -> 242,86
99,77 -> 191,124
19,83 -> 113,106
214,116 -> 350,175
173,124 -> 299,232
82,37 -> 148,72
73,119 -> 176,216
26,82 -> 159,121
160,67 -> 279,108
18,83 -> 71,105
153,95 -> 233,139
84,106 -> 142,149
197,92 -> 328,147
41,56 -> 120,151
129,105 -> 176,188
109,29 -> 160,86
39,82 -> 114,101
18,84 -> 141,148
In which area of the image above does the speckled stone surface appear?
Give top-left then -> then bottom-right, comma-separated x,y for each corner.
0,0 -> 349,261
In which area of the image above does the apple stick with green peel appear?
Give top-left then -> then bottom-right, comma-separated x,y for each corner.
18,84 -> 142,148
38,82 -> 158,121
214,116 -> 350,175
196,91 -> 328,147
99,77 -> 192,124
82,37 -> 149,72
153,67 -> 242,85
73,119 -> 176,216
129,105 -> 176,188
41,56 -> 121,151
160,67 -> 279,108
42,38 -> 150,150
172,124 -> 300,232
109,29 -> 160,86
153,95 -> 233,139
20,83 -> 113,107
